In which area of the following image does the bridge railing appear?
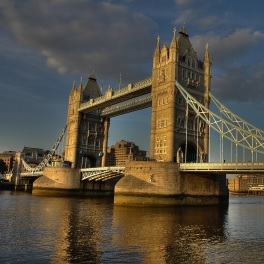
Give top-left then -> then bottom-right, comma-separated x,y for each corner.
20,171 -> 44,178
80,166 -> 125,172
179,162 -> 264,172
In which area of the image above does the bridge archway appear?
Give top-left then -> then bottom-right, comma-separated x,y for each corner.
80,154 -> 97,168
176,143 -> 198,163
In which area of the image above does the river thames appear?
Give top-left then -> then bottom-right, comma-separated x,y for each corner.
1,191 -> 264,264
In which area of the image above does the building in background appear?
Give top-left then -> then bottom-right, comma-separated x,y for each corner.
105,140 -> 147,166
228,174 -> 264,195
0,151 -> 16,173
22,147 -> 49,165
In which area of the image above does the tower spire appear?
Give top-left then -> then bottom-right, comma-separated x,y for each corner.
155,35 -> 160,54
79,76 -> 83,90
170,27 -> 177,47
204,43 -> 211,61
179,23 -> 189,37
153,35 -> 161,66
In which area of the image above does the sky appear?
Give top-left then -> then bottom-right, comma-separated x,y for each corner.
1,0 -> 264,162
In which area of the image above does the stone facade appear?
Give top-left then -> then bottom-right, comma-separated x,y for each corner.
150,26 -> 211,163
114,161 -> 228,206
64,25 -> 211,169
32,167 -> 119,197
32,167 -> 81,196
64,74 -> 105,169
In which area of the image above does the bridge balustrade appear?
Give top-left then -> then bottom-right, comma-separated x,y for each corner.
179,162 -> 264,173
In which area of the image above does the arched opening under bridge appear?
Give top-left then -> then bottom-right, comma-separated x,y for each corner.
80,154 -> 97,168
177,143 -> 197,163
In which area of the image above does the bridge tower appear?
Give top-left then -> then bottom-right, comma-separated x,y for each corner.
64,74 -> 105,168
149,25 -> 211,162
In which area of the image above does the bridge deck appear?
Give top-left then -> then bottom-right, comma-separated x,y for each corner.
20,162 -> 264,182
20,171 -> 44,178
79,77 -> 152,113
81,166 -> 125,181
179,162 -> 264,173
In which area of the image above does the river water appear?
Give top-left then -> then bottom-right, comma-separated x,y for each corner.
0,191 -> 264,264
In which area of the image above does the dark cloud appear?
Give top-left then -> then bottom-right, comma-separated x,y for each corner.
212,62 -> 264,103
190,28 -> 264,103
0,0 -> 156,84
1,0 -> 264,152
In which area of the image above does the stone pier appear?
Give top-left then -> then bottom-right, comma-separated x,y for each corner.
32,167 -> 81,196
32,167 -> 119,197
114,161 -> 229,206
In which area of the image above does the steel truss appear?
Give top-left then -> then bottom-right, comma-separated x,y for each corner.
21,125 -> 67,172
176,81 -> 264,155
81,167 -> 125,181
209,92 -> 264,138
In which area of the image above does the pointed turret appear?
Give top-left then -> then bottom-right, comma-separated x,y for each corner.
70,81 -> 76,94
203,43 -> 211,161
169,27 -> 178,62
153,35 -> 160,67
170,27 -> 177,48
79,76 -> 83,91
204,43 -> 211,64
204,43 -> 211,92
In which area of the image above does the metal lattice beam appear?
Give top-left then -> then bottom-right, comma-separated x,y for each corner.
209,92 -> 264,138
21,125 -> 67,172
176,81 -> 264,154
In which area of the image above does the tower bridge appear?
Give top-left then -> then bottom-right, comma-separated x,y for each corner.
15,25 -> 264,205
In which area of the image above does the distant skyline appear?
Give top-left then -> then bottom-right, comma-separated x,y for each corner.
1,0 -> 264,162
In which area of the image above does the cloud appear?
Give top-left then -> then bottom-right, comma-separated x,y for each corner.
189,28 -> 264,103
1,0 -> 264,105
0,0 -> 156,84
212,62 -> 264,104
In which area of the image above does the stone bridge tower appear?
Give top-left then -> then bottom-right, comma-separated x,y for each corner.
149,26 -> 211,163
64,74 -> 105,168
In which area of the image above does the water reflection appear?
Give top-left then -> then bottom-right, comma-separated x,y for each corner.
50,197 -> 114,264
1,192 -> 230,263
112,205 -> 228,263
47,198 -> 228,263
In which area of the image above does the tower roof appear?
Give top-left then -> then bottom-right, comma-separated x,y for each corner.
81,73 -> 102,102
177,25 -> 192,57
179,23 -> 189,37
